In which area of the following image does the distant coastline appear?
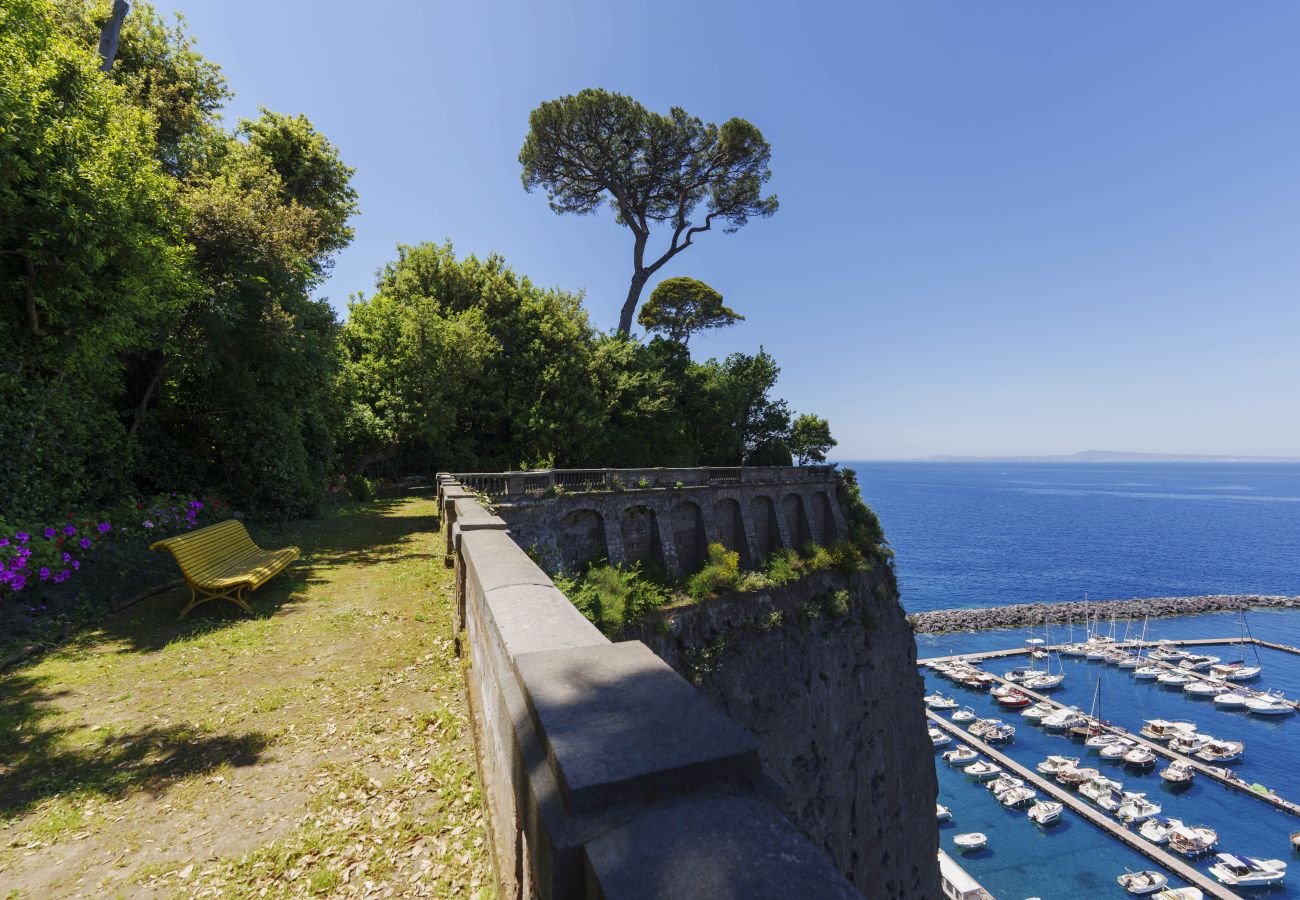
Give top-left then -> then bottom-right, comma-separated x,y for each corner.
910,594 -> 1300,634
837,451 -> 1300,464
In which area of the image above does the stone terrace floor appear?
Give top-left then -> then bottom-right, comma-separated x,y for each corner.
0,497 -> 493,898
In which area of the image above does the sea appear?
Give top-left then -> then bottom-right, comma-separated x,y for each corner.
848,461 -> 1300,899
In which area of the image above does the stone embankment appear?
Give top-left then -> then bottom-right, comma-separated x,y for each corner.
910,594 -> 1300,634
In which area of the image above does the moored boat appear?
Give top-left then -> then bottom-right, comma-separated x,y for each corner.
964,760 -> 1002,780
1208,853 -> 1287,887
951,705 -> 977,723
1159,761 -> 1195,786
1133,664 -> 1163,680
1152,889 -> 1202,900
1178,654 -> 1221,671
1037,754 -> 1079,775
998,786 -> 1037,808
936,803 -> 951,821
953,832 -> 987,851
1213,691 -> 1251,709
1183,680 -> 1219,699
1100,739 -> 1135,761
1167,823 -> 1218,857
1157,670 -> 1197,687
1021,701 -> 1054,721
925,692 -> 959,709
1138,816 -> 1178,844
1027,799 -> 1063,825
1245,692 -> 1294,716
930,726 -> 951,748
1117,794 -> 1162,823
1139,719 -> 1196,742
943,744 -> 979,765
1117,870 -> 1169,895
1122,746 -> 1158,769
1194,739 -> 1244,764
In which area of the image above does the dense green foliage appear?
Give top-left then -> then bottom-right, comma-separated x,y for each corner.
790,413 -> 837,464
554,563 -> 670,639
636,276 -> 743,345
2,0 -> 356,521
519,88 -> 778,334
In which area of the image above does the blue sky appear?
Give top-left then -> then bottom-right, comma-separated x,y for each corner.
152,1 -> 1300,459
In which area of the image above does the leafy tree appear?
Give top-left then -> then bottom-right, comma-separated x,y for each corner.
637,277 -> 743,346
789,413 -> 837,464
519,88 -> 778,335
684,350 -> 792,465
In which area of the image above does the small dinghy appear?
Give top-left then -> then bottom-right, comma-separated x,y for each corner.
953,832 -> 987,851
936,804 -> 951,821
1159,761 -> 1195,786
1027,799 -> 1063,825
942,744 -> 978,765
1208,853 -> 1287,887
1117,870 -> 1169,895
951,705 -> 977,723
964,760 -> 1002,780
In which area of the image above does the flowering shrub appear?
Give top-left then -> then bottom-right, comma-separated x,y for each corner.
0,492 -> 229,596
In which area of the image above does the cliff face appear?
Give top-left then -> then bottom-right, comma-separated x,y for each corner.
627,569 -> 940,899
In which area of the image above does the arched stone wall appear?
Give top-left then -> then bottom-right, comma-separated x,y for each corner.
619,505 -> 663,569
670,500 -> 706,574
713,497 -> 751,567
557,508 -> 607,569
749,495 -> 780,561
812,491 -> 838,543
782,493 -> 811,548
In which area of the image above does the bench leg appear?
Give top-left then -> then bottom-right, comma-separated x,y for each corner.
178,584 -> 255,619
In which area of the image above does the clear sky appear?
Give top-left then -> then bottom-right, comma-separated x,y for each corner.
151,0 -> 1300,460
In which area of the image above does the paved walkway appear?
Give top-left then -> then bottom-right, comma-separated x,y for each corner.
0,497 -> 491,899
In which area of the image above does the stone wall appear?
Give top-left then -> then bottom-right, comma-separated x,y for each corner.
627,570 -> 941,899
438,475 -> 863,900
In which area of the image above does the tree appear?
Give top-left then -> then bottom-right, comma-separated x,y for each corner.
789,413 -> 837,465
519,89 -> 778,335
637,277 -> 743,346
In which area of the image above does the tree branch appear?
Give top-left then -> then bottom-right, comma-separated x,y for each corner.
97,0 -> 130,72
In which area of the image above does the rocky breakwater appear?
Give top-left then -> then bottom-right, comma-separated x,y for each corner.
911,594 -> 1300,634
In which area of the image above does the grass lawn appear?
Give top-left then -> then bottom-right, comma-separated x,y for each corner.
0,496 -> 493,898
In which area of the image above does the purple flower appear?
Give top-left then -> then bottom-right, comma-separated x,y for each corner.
38,567 -> 50,581
0,570 -> 10,583
190,500 -> 204,510
143,520 -> 154,530
15,532 -> 28,543
11,574 -> 26,592
72,560 -> 80,570
0,538 -> 8,547
63,524 -> 76,536
43,528 -> 56,539
79,537 -> 91,549
97,522 -> 111,533
62,552 -> 71,563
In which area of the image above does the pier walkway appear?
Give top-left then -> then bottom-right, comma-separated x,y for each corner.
929,712 -> 1242,900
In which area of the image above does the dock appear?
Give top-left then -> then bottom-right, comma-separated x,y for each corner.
929,711 -> 1243,900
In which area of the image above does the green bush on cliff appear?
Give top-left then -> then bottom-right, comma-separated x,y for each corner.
685,543 -> 742,601
836,468 -> 894,571
555,562 -> 669,638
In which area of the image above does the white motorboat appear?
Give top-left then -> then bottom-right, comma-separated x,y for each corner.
925,692 -> 958,710
1210,662 -> 1262,681
953,832 -> 987,851
929,726 -> 951,748
1139,720 -> 1196,742
1085,733 -> 1126,749
983,722 -> 1015,743
986,774 -> 1025,795
1159,761 -> 1195,785
1178,654 -> 1221,672
1056,765 -> 1100,787
1021,701 -> 1055,721
1149,646 -> 1187,662
943,744 -> 979,765
999,786 -> 1038,808
1138,816 -> 1178,844
1213,691 -> 1251,709
964,760 -> 1002,780
936,803 -> 951,821
1118,795 -> 1162,823
1123,746 -> 1158,769
1152,889 -> 1203,900
1168,732 -> 1210,755
1133,664 -> 1163,680
1027,799 -> 1063,825
1037,755 -> 1080,775
1100,739 -> 1135,761
1079,775 -> 1123,805
1021,672 -> 1065,691
1246,692 -> 1294,716
1157,671 -> 1197,687
1194,739 -> 1244,764
990,683 -> 1020,701
1167,824 -> 1219,857
1041,707 -> 1085,731
994,688 -> 1032,708
1003,667 -> 1032,682
1183,680 -> 1219,699
1208,853 -> 1287,887
1117,653 -> 1143,670
951,705 -> 977,723
1117,870 -> 1169,895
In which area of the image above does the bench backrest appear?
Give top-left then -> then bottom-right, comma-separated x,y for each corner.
150,519 -> 261,578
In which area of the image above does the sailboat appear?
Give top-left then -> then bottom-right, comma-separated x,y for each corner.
1209,612 -> 1263,681
1022,625 -> 1066,690
1071,677 -> 1106,738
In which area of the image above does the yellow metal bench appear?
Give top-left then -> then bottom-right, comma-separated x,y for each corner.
150,519 -> 299,619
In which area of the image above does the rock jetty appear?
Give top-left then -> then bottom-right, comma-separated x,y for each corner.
910,594 -> 1300,634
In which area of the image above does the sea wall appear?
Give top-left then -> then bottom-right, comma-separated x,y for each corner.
626,568 -> 941,899
437,475 -> 864,900
911,594 -> 1300,634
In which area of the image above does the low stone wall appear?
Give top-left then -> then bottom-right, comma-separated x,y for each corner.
911,594 -> 1300,634
437,475 -> 863,900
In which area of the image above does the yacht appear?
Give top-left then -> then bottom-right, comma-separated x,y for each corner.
1100,739 -> 1135,761
1037,755 -> 1079,775
1178,654 -> 1221,671
1183,680 -> 1219,699
1138,816 -> 1177,844
936,803 -> 952,821
963,760 -> 1002,780
1149,646 -> 1188,663
1159,761 -> 1195,786
1139,720 -> 1196,742
1213,691 -> 1251,710
1117,870 -> 1169,895
1041,707 -> 1085,731
1027,799 -> 1063,825
1167,824 -> 1219,857
1208,853 -> 1287,887
943,745 -> 979,765
1210,661 -> 1262,681
930,726 -> 952,748
1246,692 -> 1294,716
998,786 -> 1038,808
1021,701 -> 1054,721
1117,795 -> 1162,823
925,693 -> 959,710
1133,664 -> 1163,680
1123,746 -> 1158,769
1168,732 -> 1210,755
1194,739 -> 1244,764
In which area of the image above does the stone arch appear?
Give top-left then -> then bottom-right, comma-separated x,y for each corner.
712,497 -> 751,567
557,508 -> 607,570
782,493 -> 812,548
619,504 -> 663,570
750,494 -> 780,561
670,500 -> 707,573
812,491 -> 838,543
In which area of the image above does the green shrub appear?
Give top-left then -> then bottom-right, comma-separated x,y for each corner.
344,475 -> 375,501
685,543 -> 741,601
763,548 -> 801,586
556,562 -> 669,638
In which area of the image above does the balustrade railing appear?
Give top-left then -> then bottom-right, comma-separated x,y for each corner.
448,465 -> 837,499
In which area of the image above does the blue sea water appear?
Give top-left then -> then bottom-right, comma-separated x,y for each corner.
843,463 -> 1300,898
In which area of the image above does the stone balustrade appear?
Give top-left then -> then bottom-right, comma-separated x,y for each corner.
450,464 -> 838,499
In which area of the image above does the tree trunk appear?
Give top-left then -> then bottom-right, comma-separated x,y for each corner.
97,0 -> 130,72
618,270 -> 648,336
